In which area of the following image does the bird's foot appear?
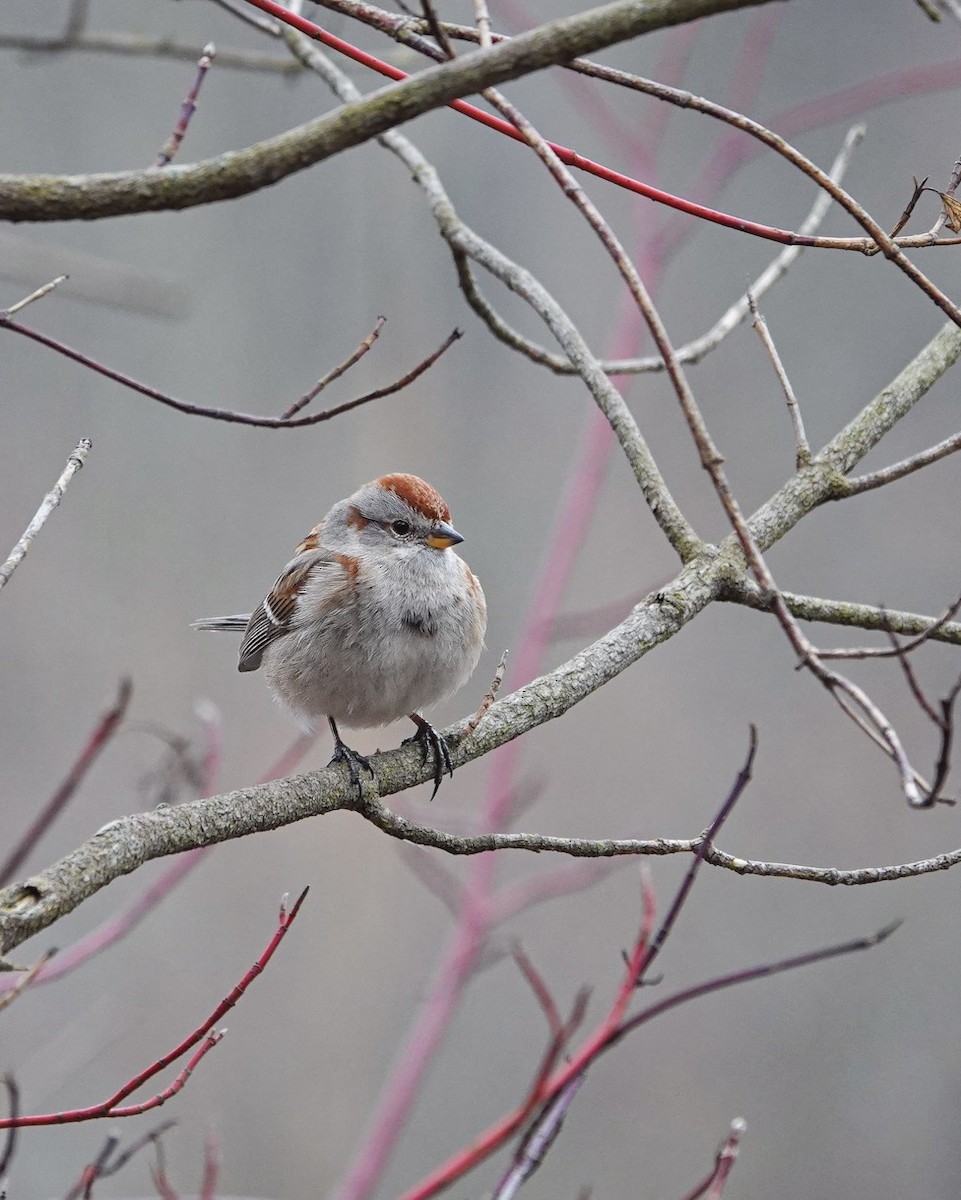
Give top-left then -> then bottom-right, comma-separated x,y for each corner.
403,714 -> 454,801
328,737 -> 374,797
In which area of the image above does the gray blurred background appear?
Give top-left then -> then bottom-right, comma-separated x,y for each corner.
2,1 -> 961,1197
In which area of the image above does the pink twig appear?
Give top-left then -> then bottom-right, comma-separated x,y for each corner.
0,677 -> 132,887
0,889 -> 308,1129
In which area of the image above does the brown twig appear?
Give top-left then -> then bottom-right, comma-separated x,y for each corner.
279,315 -> 386,419
0,311 -> 460,428
644,728 -> 757,974
748,293 -> 811,467
464,649 -> 508,736
0,950 -> 55,1013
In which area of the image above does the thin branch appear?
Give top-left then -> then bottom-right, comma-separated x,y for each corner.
726,583 -> 961,648
492,1073 -> 586,1200
0,314 -> 460,428
0,1079 -> 18,1185
279,315 -> 386,419
0,889 -> 308,1129
0,32 -> 301,74
450,124 -> 864,375
0,951 -> 55,1012
464,649 -> 508,736
749,293 -> 811,467
63,1121 -> 177,1200
0,438 -> 91,592
155,43 -> 216,168
679,1119 -> 747,1200
0,678 -> 132,887
841,428 -> 961,496
643,728 -> 757,973
4,274 -> 68,316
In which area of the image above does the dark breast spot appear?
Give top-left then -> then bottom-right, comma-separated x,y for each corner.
403,610 -> 438,636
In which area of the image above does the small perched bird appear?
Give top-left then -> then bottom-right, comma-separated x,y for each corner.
193,473 -> 486,797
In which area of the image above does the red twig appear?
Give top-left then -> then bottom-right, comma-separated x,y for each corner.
246,0 -> 802,244
404,908 -> 897,1200
0,677 -> 132,887
0,889 -> 308,1129
512,945 -> 565,1039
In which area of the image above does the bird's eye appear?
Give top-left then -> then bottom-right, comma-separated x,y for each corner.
390,520 -> 411,536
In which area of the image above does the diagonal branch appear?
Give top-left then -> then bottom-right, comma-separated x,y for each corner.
0,0 -> 773,223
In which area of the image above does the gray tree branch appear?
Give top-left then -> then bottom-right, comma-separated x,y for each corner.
0,0 -> 773,223
2,318 -> 960,957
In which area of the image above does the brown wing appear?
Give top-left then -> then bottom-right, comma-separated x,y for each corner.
238,556 -> 319,673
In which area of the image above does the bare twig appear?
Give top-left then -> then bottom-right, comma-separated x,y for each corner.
0,952 -> 55,1012
644,729 -> 757,974
0,1078 -> 18,1187
155,43 -> 216,168
0,315 -> 460,428
492,1073 -> 586,1200
63,1121 -> 177,1200
841,428 -> 961,496
464,649 -> 508,736
679,1118 -> 747,1200
279,315 -> 386,419
0,30 -> 299,73
749,293 -> 811,467
4,274 -> 68,316
0,438 -> 91,593
0,890 -> 308,1129
726,583 -> 961,648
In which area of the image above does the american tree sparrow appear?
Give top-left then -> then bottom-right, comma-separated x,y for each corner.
193,473 -> 486,797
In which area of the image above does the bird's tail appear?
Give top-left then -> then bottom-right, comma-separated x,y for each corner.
191,614 -> 251,633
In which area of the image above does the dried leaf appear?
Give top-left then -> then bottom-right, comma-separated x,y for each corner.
939,192 -> 961,233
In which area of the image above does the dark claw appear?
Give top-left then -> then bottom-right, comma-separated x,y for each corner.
327,717 -> 374,797
403,715 -> 454,800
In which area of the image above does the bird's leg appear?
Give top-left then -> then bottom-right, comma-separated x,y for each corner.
327,716 -> 374,795
403,713 -> 454,800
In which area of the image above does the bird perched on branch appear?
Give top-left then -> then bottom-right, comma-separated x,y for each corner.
193,473 -> 486,798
